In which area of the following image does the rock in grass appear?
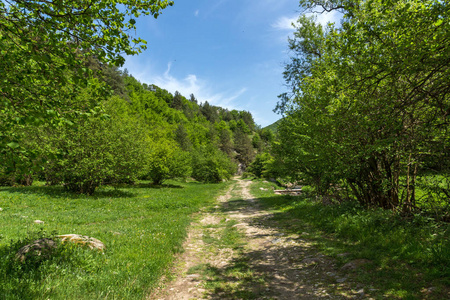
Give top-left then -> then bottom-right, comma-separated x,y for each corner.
33,220 -> 44,224
341,259 -> 371,271
56,234 -> 106,251
15,234 -> 105,263
15,238 -> 57,263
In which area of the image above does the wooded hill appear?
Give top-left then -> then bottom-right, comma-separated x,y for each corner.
0,65 -> 273,194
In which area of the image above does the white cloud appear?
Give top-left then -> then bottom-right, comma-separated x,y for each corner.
307,10 -> 342,27
272,16 -> 297,31
130,62 -> 248,111
273,11 -> 341,32
194,10 -> 199,17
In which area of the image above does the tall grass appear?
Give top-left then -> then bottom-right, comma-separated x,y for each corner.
0,180 -> 231,299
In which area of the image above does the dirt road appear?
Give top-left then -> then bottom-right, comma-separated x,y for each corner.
151,179 -> 364,299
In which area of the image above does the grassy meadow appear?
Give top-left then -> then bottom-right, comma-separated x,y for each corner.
0,180 -> 232,299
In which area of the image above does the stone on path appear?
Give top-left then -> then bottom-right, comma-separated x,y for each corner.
341,259 -> 371,271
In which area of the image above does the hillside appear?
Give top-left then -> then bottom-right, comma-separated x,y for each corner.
263,118 -> 282,134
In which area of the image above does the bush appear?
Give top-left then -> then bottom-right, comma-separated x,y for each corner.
143,140 -> 191,185
247,152 -> 281,179
42,114 -> 149,194
191,146 -> 237,183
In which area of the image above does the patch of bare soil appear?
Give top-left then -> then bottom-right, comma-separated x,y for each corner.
151,179 -> 370,299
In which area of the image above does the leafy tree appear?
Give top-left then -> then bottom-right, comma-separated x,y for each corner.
191,146 -> 237,183
236,119 -> 251,134
0,0 -> 172,143
234,129 -> 255,168
277,0 -> 450,209
252,133 -> 263,151
144,140 -> 191,185
239,111 -> 255,132
38,94 -> 151,194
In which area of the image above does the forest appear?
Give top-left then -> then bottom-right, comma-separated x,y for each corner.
0,62 -> 274,193
0,0 -> 449,299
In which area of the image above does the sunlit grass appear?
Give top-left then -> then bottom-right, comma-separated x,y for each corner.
0,180 -> 231,299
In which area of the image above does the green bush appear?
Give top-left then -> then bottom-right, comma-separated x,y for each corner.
247,152 -> 281,179
191,146 -> 237,183
42,114 -> 149,194
143,140 -> 191,185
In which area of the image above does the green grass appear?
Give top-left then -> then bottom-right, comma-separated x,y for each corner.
0,180 -> 231,299
250,179 -> 450,299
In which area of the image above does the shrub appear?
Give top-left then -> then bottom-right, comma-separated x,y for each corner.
143,140 -> 191,185
42,114 -> 149,194
191,146 -> 237,183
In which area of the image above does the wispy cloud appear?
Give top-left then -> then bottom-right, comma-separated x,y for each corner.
194,10 -> 199,17
272,16 -> 297,31
130,62 -> 248,111
273,10 -> 341,32
307,10 -> 342,27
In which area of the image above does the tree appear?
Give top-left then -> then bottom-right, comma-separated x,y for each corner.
215,121 -> 234,156
200,101 -> 219,123
234,129 -> 255,168
277,0 -> 450,209
174,123 -> 192,151
189,93 -> 198,104
38,94 -> 151,194
171,91 -> 184,110
144,140 -> 191,185
0,0 -> 172,144
191,146 -> 237,183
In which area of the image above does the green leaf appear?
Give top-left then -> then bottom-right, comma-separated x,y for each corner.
434,19 -> 443,27
7,142 -> 20,149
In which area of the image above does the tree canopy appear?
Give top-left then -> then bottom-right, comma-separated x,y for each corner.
0,0 -> 172,144
275,0 -> 449,210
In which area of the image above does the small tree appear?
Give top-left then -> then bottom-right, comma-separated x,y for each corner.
144,140 -> 191,185
191,146 -> 237,183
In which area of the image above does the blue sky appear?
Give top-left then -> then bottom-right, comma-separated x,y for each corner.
123,0 -> 340,127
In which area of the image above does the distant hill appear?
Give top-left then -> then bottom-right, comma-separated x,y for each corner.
264,119 -> 282,133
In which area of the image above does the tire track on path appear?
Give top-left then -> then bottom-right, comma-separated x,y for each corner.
151,179 -> 359,299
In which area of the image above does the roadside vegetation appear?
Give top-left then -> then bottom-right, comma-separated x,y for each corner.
250,179 -> 450,299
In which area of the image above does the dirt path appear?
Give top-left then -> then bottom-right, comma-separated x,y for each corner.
151,179 -> 364,299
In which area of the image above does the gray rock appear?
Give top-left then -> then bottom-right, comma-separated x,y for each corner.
302,257 -> 321,264
16,234 -> 105,263
56,234 -> 106,251
337,252 -> 351,257
16,238 -> 57,262
341,259 -> 371,271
